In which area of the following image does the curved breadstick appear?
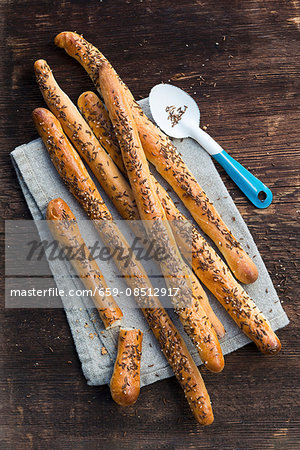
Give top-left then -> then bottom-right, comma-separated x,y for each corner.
99,61 -> 224,373
33,107 -> 214,424
34,59 -> 137,221
46,197 -> 123,329
110,328 -> 142,406
54,31 -> 258,285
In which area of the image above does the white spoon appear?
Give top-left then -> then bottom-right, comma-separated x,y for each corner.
149,83 -> 272,208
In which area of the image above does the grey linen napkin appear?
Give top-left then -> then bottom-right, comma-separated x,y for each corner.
10,98 -> 289,387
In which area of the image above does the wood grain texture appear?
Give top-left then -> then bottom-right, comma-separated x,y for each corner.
0,0 -> 299,448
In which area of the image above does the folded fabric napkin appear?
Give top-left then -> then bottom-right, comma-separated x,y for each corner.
10,98 -> 289,387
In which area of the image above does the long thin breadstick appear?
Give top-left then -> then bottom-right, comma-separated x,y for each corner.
99,60 -> 224,373
54,31 -> 258,285
77,91 -> 281,355
46,197 -> 123,329
33,107 -> 214,425
34,60 -> 224,370
78,91 -> 225,339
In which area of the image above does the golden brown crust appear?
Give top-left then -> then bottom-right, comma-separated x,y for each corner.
132,110 -> 259,286
155,182 -> 281,355
54,31 -> 258,285
143,307 -> 214,425
77,91 -> 125,173
110,328 -> 142,406
34,59 -> 138,221
33,107 -> 111,220
99,62 -> 164,222
77,92 -> 280,354
78,90 -> 225,339
99,61 -> 224,372
34,69 -> 223,366
33,107 -> 214,424
55,32 -> 103,85
46,197 -> 123,328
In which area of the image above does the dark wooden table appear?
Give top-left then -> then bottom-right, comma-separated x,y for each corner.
1,1 -> 299,448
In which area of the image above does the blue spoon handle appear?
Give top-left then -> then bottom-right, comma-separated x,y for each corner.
213,150 -> 272,208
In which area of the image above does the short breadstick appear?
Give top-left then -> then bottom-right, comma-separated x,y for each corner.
33,107 -> 214,425
110,328 -> 143,406
34,59 -> 138,221
54,31 -> 258,285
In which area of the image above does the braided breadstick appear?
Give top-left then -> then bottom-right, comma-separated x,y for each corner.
54,31 -> 258,285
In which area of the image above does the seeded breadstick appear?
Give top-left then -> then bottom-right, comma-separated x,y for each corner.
33,105 -> 223,372
78,90 -> 225,340
154,181 -> 281,354
34,58 -> 224,367
77,87 -> 281,355
78,91 -> 125,173
55,31 -> 258,285
46,197 -> 123,329
110,328 -> 143,406
34,58 -> 224,366
99,61 -> 224,372
33,107 -> 214,425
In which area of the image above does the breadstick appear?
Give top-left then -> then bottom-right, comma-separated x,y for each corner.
77,88 -> 280,355
154,181 -> 281,355
54,31 -> 258,285
99,61 -> 224,373
34,59 -> 138,221
33,106 -> 223,372
110,328 -> 142,406
46,197 -> 123,329
34,58 -> 224,365
33,107 -> 214,425
78,90 -> 225,338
